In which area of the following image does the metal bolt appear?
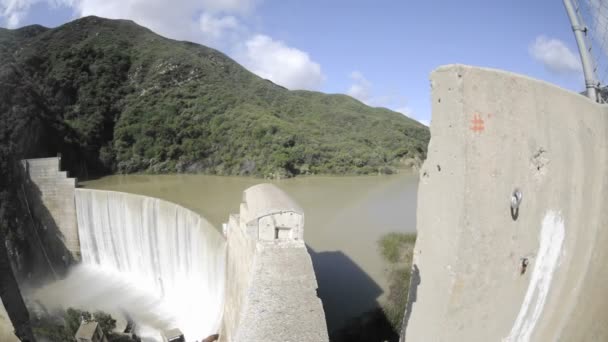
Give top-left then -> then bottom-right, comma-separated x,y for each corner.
520,257 -> 529,275
511,189 -> 523,210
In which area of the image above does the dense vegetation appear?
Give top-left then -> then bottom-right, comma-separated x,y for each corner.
378,233 -> 417,331
32,308 -> 139,341
0,16 -> 429,179
0,21 -> 69,342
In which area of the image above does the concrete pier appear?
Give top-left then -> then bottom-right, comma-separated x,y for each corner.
220,184 -> 328,342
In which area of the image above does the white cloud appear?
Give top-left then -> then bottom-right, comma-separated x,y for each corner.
346,71 -> 427,123
395,106 -> 413,116
395,106 -> 429,126
347,71 -> 372,103
198,12 -> 243,46
72,0 -> 203,41
199,0 -> 256,13
1,0 -> 39,28
347,70 -> 412,110
347,71 -> 405,110
1,0 -> 255,39
242,34 -> 325,90
529,35 -> 582,74
199,13 -> 239,38
1,0 -> 326,91
5,10 -> 21,27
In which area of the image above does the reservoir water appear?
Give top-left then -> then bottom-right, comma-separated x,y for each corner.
32,190 -> 226,341
81,171 -> 419,332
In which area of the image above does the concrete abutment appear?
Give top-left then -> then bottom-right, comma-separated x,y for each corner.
402,65 -> 608,341
21,157 -> 79,270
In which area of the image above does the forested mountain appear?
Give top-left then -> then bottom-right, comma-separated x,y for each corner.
0,16 -> 429,178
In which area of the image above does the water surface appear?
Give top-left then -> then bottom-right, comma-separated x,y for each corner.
82,172 -> 419,331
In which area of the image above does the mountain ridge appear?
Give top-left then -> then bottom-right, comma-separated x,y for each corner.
1,15 -> 429,178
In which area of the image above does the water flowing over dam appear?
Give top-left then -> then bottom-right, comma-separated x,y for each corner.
74,189 -> 226,340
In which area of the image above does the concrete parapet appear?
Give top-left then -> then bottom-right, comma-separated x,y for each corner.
21,157 -> 80,261
240,183 -> 304,241
402,65 -> 608,341
220,183 -> 328,342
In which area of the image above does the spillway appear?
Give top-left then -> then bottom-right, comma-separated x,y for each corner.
74,189 -> 226,341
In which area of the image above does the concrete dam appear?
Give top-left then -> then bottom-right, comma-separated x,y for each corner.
12,157 -> 328,341
402,65 -> 608,341
75,189 -> 226,339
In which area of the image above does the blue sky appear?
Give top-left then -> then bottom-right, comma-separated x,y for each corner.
0,0 -> 587,125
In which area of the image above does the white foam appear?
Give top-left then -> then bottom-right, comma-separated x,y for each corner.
74,189 -> 226,341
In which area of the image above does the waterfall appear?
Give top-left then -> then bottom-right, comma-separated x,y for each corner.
74,189 -> 226,341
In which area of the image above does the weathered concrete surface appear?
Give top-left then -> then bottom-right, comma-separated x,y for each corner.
241,183 -> 304,223
236,241 -> 328,341
219,212 -> 257,342
220,183 -> 328,342
22,157 -> 79,260
403,65 -> 608,341
0,298 -> 19,342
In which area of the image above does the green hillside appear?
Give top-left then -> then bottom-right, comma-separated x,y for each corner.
0,16 -> 429,178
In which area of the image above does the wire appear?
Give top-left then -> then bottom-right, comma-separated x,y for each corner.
577,0 -> 608,101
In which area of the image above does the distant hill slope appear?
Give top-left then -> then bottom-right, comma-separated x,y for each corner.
0,16 -> 429,178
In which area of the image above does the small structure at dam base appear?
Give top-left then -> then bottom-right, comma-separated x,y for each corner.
162,328 -> 185,342
75,320 -> 108,342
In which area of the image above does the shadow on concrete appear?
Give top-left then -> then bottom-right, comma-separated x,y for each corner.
17,167 -> 74,284
399,264 -> 421,341
307,245 -> 398,341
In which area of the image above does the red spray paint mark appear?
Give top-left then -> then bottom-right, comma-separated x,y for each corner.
470,113 -> 485,132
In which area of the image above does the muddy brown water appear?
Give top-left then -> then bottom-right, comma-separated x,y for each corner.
81,172 -> 419,332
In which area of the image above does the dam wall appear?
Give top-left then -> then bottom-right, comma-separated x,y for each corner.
21,157 -> 79,260
403,65 -> 608,341
219,184 -> 328,342
74,189 -> 226,341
